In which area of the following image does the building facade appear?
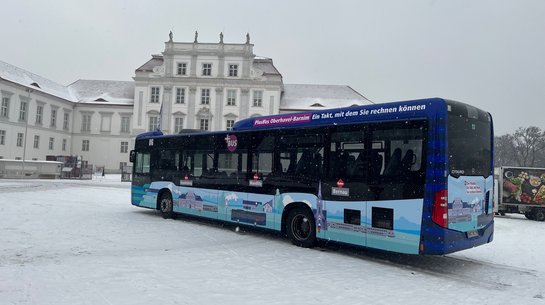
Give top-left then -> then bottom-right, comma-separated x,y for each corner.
0,32 -> 370,173
132,33 -> 283,135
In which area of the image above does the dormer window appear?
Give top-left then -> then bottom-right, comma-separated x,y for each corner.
95,98 -> 107,102
30,82 -> 41,88
310,103 -> 325,107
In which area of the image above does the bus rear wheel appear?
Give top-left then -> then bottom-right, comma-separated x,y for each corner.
286,208 -> 316,248
159,192 -> 174,219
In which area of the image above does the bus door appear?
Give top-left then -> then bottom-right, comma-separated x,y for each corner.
240,132 -> 276,229
322,126 -> 368,247
131,148 -> 154,208
216,133 -> 250,223
175,141 -> 220,219
365,120 -> 427,254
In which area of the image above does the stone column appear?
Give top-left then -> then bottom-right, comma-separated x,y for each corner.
215,87 -> 224,131
161,86 -> 173,133
192,57 -> 198,77
240,88 -> 250,119
187,87 -> 197,129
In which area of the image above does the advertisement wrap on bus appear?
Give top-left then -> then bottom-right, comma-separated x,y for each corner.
130,98 -> 494,255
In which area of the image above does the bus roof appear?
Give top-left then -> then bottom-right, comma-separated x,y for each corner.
136,97 -> 447,140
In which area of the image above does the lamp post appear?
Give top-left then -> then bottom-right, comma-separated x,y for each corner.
22,88 -> 32,177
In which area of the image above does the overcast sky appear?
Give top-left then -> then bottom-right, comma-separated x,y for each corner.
1,0 -> 544,135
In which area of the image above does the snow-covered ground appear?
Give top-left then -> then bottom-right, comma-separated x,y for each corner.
1,176 -> 544,305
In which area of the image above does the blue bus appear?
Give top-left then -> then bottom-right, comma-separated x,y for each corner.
129,98 -> 494,255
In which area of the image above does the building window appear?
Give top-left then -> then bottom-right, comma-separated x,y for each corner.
81,114 -> 91,132
176,88 -> 185,104
149,116 -> 159,131
35,105 -> 43,125
226,119 -> 235,131
19,101 -> 27,121
16,133 -> 23,147
82,140 -> 90,151
62,138 -> 67,151
228,64 -> 238,77
120,116 -> 130,133
226,90 -> 237,106
150,87 -> 160,103
174,117 -> 184,133
177,63 -> 187,75
49,137 -> 54,150
0,130 -> 5,145
100,115 -> 112,132
202,63 -> 212,76
120,141 -> 128,153
1,97 -> 9,118
51,109 -> 57,128
200,119 -> 209,131
201,89 -> 210,104
63,112 -> 70,130
33,135 -> 40,149
253,91 -> 263,107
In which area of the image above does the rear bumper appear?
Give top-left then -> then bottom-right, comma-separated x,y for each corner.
420,220 -> 494,255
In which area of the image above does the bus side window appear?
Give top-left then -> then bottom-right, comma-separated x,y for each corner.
369,120 -> 427,200
251,133 -> 275,180
135,152 -> 150,174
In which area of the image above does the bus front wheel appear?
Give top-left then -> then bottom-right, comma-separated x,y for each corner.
286,208 -> 316,248
159,192 -> 174,219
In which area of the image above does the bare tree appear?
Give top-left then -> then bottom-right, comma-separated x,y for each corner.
512,126 -> 545,167
494,134 -> 516,167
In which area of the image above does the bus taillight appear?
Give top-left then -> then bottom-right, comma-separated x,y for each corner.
432,190 -> 448,228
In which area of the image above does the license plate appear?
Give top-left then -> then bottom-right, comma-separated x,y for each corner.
467,230 -> 479,238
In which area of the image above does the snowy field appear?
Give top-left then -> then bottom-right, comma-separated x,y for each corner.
1,176 -> 544,305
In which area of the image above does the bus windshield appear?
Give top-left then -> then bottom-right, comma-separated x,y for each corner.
447,102 -> 492,177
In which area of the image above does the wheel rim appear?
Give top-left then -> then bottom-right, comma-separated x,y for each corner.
161,198 -> 171,212
291,214 -> 311,241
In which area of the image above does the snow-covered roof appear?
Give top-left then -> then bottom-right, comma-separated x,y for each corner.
0,60 -> 73,101
253,57 -> 281,75
280,84 -> 372,111
135,55 -> 164,72
68,80 -> 134,105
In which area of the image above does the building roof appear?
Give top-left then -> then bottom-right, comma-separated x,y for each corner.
0,60 -> 73,101
280,84 -> 372,111
253,57 -> 281,76
0,60 -> 133,106
68,79 -> 135,105
134,55 -> 282,76
135,55 -> 164,72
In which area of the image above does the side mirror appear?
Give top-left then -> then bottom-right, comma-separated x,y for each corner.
129,150 -> 136,163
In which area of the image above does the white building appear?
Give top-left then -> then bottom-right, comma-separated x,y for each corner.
0,32 -> 370,173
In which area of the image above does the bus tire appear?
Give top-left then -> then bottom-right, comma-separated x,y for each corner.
525,211 -> 535,220
286,207 -> 316,248
159,192 -> 174,219
534,209 -> 545,222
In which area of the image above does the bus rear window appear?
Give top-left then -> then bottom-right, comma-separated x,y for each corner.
447,103 -> 492,177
